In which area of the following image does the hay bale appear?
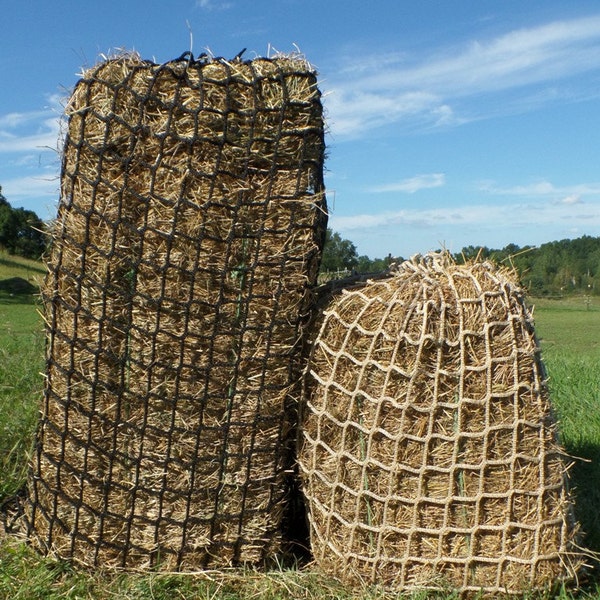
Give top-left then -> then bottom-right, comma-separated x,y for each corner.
26,51 -> 327,570
298,252 -> 581,595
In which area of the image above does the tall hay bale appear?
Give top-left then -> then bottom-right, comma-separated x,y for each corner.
26,51 -> 327,570
298,253 -> 581,595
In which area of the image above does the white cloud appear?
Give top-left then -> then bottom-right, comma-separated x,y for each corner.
479,179 -> 600,198
431,104 -> 464,127
332,206 -> 478,231
0,111 -> 45,129
325,90 -> 440,137
0,115 -> 61,153
5,154 -> 39,168
370,173 -> 445,194
361,15 -> 600,96
195,0 -> 233,10
329,198 -> 600,234
324,15 -> 600,138
559,194 -> 583,205
336,51 -> 407,76
2,174 -> 58,199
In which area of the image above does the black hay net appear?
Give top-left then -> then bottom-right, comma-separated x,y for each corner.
26,51 -> 327,570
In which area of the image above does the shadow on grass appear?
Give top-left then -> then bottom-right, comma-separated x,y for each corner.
561,440 -> 600,597
0,278 -> 39,305
569,443 -> 600,557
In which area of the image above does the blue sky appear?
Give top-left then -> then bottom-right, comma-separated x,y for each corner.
2,1 -> 600,259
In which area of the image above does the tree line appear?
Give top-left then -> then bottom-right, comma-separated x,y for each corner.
0,187 -> 46,259
321,228 -> 600,297
1,184 -> 598,298
456,237 -> 600,296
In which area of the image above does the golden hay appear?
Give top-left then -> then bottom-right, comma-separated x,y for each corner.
26,51 -> 327,570
298,252 -> 582,595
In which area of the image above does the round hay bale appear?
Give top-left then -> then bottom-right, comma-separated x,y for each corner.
26,51 -> 327,570
298,252 -> 582,595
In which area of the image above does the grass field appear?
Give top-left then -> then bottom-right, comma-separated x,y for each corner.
531,297 -> 600,563
0,253 -> 45,505
1,255 -> 599,599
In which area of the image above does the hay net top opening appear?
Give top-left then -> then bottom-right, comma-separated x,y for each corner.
299,252 -> 581,594
27,50 -> 327,570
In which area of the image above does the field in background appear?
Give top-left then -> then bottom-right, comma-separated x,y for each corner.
532,297 -> 600,558
1,257 -> 599,599
0,253 -> 45,503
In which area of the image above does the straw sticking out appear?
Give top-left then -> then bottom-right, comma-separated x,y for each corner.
26,51 -> 327,570
298,252 -> 582,595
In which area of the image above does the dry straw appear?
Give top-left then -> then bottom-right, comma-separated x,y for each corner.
26,50 -> 327,570
298,252 -> 582,595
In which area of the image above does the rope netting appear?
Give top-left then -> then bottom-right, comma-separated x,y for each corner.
298,252 -> 582,595
26,52 -> 327,570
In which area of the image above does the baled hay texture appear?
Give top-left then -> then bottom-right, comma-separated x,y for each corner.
26,51 -> 327,570
298,252 -> 582,595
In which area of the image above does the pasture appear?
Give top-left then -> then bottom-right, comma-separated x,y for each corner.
0,254 -> 599,598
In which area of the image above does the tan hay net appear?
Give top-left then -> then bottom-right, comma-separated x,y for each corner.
26,51 -> 327,570
298,252 -> 581,595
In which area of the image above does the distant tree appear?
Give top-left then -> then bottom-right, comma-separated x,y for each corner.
0,185 -> 46,259
455,236 -> 600,296
0,188 -> 17,249
454,245 -> 492,263
502,243 -> 522,256
320,229 -> 359,273
319,229 -> 600,296
355,253 -> 400,274
356,255 -> 384,273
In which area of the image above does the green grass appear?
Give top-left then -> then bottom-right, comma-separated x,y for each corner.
532,297 -> 600,559
533,296 -> 600,355
0,250 -> 45,278
0,253 -> 44,504
0,539 -> 360,600
1,266 -> 600,598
